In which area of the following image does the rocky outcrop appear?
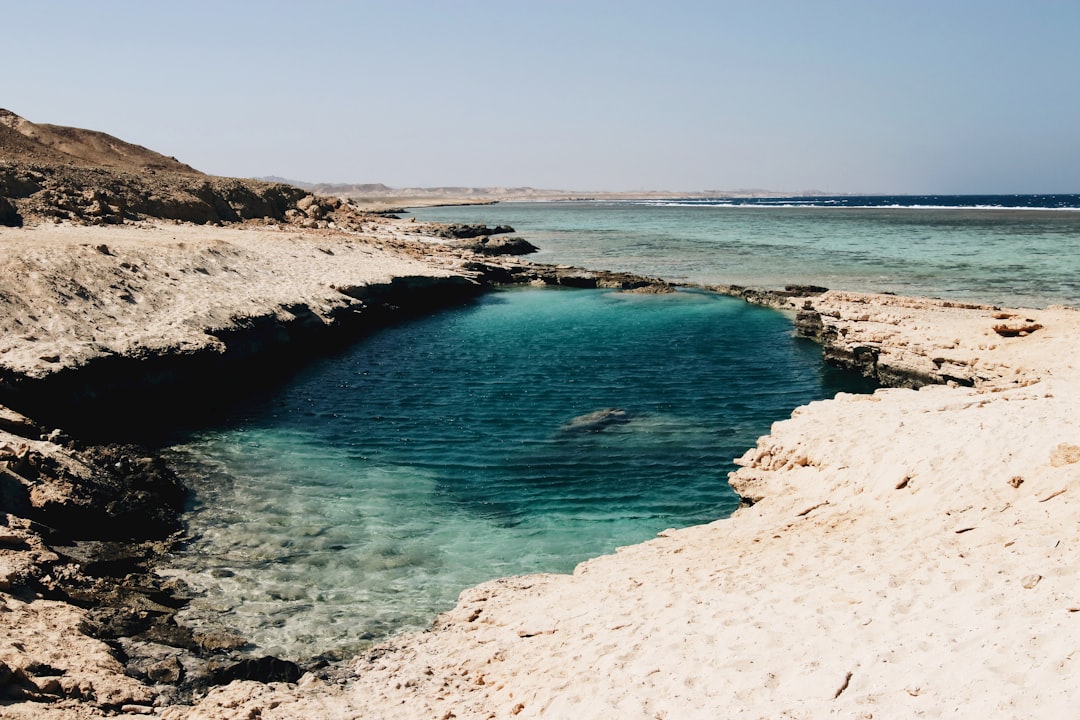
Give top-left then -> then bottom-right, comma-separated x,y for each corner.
709,283 -> 829,309
0,421 -> 318,711
451,235 -> 539,256
0,195 -> 21,226
0,109 -> 200,175
457,256 -> 674,292
0,109 -> 366,227
0,220 -> 490,715
433,223 -> 515,239
0,273 -> 482,438
729,289 -> 1060,390
0,162 -> 311,225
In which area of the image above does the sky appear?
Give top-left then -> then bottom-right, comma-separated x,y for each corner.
4,0 -> 1079,193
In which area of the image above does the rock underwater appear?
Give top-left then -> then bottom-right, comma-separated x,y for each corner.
558,408 -> 633,434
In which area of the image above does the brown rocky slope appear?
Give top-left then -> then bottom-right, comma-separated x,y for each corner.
0,110 -> 308,226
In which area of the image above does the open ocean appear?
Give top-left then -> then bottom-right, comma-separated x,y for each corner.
163,195 -> 1080,659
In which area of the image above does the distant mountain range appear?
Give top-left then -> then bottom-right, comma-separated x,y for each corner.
254,177 -> 819,203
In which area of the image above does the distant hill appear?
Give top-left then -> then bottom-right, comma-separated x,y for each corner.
0,110 -> 317,226
255,175 -> 822,206
0,109 -> 200,174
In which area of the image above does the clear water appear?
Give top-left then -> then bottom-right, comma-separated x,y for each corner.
164,287 -> 870,659
166,198 -> 1080,660
409,200 -> 1080,309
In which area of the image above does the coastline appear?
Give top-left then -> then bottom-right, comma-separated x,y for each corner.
2,217 -> 1079,717
174,287 -> 1080,719
0,215 -> 673,716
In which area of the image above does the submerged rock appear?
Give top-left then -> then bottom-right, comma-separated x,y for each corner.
559,408 -> 633,434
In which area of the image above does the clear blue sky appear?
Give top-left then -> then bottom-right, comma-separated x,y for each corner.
5,0 -> 1079,193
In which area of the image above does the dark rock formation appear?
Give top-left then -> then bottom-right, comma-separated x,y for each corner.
711,284 -> 829,309
0,443 -> 185,544
0,163 -> 310,225
213,656 -> 302,685
452,235 -> 538,256
0,275 -> 483,440
0,195 -> 21,226
434,223 -> 515,239
457,257 -> 674,293
0,108 -> 329,226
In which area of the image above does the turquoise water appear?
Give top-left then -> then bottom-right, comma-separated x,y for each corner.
166,199 -> 1080,659
410,201 -> 1080,308
165,287 -> 869,659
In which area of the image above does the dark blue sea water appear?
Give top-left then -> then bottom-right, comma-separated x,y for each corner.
641,193 -> 1080,209
165,196 -> 1079,658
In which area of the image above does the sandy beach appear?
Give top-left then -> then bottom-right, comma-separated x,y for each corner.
2,220 -> 1079,719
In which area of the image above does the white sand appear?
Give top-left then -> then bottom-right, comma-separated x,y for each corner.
170,292 -> 1080,719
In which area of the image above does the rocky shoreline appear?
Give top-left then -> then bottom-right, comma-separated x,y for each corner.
6,108 -> 1079,718
6,207 -> 1078,718
166,285 -> 1080,720
0,210 -> 682,717
4,214 -> 1079,717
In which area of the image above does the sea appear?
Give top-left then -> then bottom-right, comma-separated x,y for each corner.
162,195 -> 1080,659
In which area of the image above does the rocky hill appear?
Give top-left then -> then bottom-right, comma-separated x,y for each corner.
0,110 -> 312,227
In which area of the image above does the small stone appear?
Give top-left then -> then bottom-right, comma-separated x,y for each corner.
195,629 -> 247,652
147,656 -> 184,684
1021,574 -> 1043,589
35,676 -> 64,695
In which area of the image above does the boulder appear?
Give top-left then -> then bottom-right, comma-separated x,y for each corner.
436,223 -> 515,239
455,235 -> 539,256
213,656 -> 301,685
